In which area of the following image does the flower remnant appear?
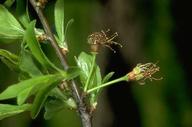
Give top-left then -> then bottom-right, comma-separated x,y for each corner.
127,62 -> 162,84
87,29 -> 122,53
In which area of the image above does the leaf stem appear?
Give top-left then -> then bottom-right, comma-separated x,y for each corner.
87,75 -> 129,93
84,53 -> 96,92
29,1 -> 92,127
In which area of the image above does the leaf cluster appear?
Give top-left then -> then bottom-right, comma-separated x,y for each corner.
0,0 -> 127,121
0,0 -> 79,120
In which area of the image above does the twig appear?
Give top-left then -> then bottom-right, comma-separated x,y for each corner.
29,0 -> 92,127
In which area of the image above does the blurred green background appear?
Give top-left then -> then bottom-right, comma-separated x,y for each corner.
0,0 -> 192,127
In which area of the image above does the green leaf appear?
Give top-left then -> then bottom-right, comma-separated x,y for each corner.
76,52 -> 93,86
64,19 -> 74,41
17,87 -> 34,105
18,67 -> 79,107
31,69 -> 80,118
19,48 -> 43,77
66,67 -> 81,80
0,104 -> 31,120
48,88 -> 68,101
48,88 -> 77,108
0,74 -> 63,103
0,49 -> 19,71
89,66 -> 102,108
95,66 -> 102,88
102,72 -> 115,83
76,52 -> 102,109
31,80 -> 63,118
0,4 -> 24,40
24,21 -> 60,72
3,0 -> 15,7
16,0 -> 30,28
54,0 -> 64,46
44,98 -> 65,120
24,21 -> 49,67
18,71 -> 31,81
18,74 -> 64,106
44,90 -> 76,120
76,52 -> 102,89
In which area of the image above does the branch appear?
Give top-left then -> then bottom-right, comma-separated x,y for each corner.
29,0 -> 92,127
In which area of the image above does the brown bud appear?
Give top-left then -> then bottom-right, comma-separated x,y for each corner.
61,47 -> 69,55
37,0 -> 48,8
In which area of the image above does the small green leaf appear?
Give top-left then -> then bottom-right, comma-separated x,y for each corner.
76,52 -> 102,109
16,0 -> 30,28
0,74 -> 63,102
54,0 -> 64,46
48,88 -> 77,109
89,66 -> 102,108
76,52 -> 102,89
31,70 -> 80,118
44,98 -> 65,120
3,0 -> 15,7
31,79 -> 62,118
0,104 -> 31,120
18,74 -> 64,106
64,98 -> 77,109
18,71 -> 31,81
102,72 -> 115,83
24,21 -> 50,68
66,67 -> 81,80
0,4 -> 24,40
95,66 -> 102,88
17,87 -> 33,105
48,88 -> 68,100
64,19 -> 74,41
0,49 -> 19,71
76,52 -> 93,86
24,21 -> 62,72
19,48 -> 43,77
0,49 -> 18,63
0,58 -> 18,71
44,91 -> 76,120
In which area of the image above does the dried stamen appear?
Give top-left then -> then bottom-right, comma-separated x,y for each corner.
88,29 -> 122,53
127,62 -> 162,84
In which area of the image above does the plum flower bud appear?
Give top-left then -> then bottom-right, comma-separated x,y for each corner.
127,62 -> 162,84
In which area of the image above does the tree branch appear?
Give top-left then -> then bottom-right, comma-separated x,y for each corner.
29,0 -> 92,127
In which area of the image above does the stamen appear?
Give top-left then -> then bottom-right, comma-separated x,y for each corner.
110,41 -> 123,47
107,32 -> 118,42
104,45 -> 116,53
105,29 -> 110,33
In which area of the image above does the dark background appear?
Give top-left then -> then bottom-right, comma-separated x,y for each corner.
0,0 -> 191,127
